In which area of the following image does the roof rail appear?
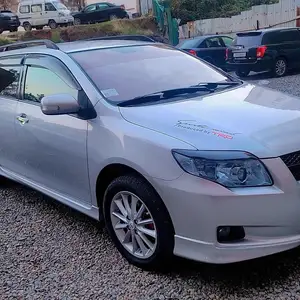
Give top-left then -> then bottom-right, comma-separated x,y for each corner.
0,40 -> 59,53
88,35 -> 157,43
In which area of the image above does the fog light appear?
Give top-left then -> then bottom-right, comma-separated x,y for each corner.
217,226 -> 245,243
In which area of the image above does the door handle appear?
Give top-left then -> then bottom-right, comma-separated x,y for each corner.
17,114 -> 29,125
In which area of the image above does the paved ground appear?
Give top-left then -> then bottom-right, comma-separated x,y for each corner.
2,71 -> 300,300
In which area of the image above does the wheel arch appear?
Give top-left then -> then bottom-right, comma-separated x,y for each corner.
95,163 -> 174,230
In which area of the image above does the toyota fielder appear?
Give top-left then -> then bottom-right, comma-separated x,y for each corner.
1,38 -> 300,270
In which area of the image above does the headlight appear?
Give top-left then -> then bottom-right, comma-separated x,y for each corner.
172,150 -> 273,188
58,12 -> 65,17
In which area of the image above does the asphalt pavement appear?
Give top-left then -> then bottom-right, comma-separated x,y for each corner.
2,70 -> 300,300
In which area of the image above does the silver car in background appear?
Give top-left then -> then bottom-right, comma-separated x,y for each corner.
1,38 -> 300,270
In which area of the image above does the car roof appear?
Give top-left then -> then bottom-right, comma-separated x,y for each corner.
0,39 -> 155,57
237,27 -> 300,35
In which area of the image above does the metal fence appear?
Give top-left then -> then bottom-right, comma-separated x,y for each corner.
179,0 -> 300,39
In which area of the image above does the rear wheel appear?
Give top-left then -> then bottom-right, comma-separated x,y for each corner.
48,20 -> 58,29
235,69 -> 250,78
9,27 -> 18,32
273,57 -> 287,77
23,22 -> 32,32
103,175 -> 174,270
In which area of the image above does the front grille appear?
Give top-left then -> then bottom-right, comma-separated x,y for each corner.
280,151 -> 300,180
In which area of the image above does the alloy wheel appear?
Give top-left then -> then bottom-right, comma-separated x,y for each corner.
110,191 -> 157,259
275,59 -> 287,77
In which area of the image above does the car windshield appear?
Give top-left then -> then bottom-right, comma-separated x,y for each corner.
53,1 -> 67,10
71,44 -> 230,104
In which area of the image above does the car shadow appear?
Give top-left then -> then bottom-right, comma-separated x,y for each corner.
233,69 -> 300,81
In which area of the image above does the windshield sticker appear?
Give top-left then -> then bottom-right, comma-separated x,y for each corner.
101,88 -> 119,98
175,120 -> 240,140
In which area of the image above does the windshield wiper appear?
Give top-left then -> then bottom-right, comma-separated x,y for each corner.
117,86 -> 214,107
190,81 -> 241,89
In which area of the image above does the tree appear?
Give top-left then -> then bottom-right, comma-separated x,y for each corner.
171,0 -> 279,25
0,0 -> 18,10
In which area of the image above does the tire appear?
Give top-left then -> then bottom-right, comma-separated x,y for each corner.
23,23 -> 32,32
48,20 -> 58,30
9,28 -> 18,32
74,18 -> 81,25
103,175 -> 174,270
235,69 -> 250,78
109,14 -> 118,21
0,29 -> 3,34
273,57 -> 287,77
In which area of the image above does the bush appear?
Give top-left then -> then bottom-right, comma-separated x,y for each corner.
0,37 -> 11,46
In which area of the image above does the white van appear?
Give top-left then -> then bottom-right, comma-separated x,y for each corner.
18,0 -> 74,31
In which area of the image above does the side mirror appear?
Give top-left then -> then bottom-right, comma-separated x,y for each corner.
41,94 -> 80,116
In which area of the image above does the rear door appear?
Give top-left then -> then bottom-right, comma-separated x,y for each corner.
0,56 -> 22,173
272,29 -> 300,67
200,36 -> 229,67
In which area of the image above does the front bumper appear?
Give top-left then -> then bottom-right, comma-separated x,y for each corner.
2,20 -> 20,30
58,17 -> 74,24
151,157 -> 300,263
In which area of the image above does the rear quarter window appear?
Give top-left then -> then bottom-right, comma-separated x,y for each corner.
179,39 -> 202,49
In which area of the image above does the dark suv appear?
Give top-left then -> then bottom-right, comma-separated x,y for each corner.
73,2 -> 129,25
226,27 -> 300,77
0,10 -> 20,34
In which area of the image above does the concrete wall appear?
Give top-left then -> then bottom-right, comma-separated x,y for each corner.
179,0 -> 300,39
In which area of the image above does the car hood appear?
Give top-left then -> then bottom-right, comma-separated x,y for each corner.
119,84 -> 300,158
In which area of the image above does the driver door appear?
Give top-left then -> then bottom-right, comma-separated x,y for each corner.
13,55 -> 91,205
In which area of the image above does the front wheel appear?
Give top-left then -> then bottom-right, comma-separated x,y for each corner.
23,23 -> 32,32
273,57 -> 287,77
235,69 -> 250,78
103,175 -> 174,270
109,14 -> 118,21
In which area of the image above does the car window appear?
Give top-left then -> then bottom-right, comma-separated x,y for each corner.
31,4 -> 42,13
71,44 -> 228,103
98,3 -> 109,9
205,38 -> 223,48
24,66 -> 78,103
0,66 -> 20,99
233,32 -> 262,47
278,30 -> 300,43
45,3 -> 57,12
178,39 -> 202,49
221,37 -> 233,47
85,5 -> 97,12
19,5 -> 30,14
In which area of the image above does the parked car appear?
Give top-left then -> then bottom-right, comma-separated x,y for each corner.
226,27 -> 300,77
0,10 -> 20,34
2,37 -> 300,270
72,2 -> 129,25
17,0 -> 74,31
177,35 -> 233,70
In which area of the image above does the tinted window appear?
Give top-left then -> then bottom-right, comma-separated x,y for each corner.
0,66 -> 20,98
19,5 -> 30,13
278,30 -> 300,43
24,66 -> 78,103
233,32 -> 262,47
85,5 -> 96,12
31,4 -> 42,13
179,39 -> 202,49
205,37 -> 223,48
45,3 -> 57,11
98,3 -> 109,9
221,37 -> 233,47
71,45 -> 228,103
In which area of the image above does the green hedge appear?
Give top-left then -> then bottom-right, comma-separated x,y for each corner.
19,17 -> 165,43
